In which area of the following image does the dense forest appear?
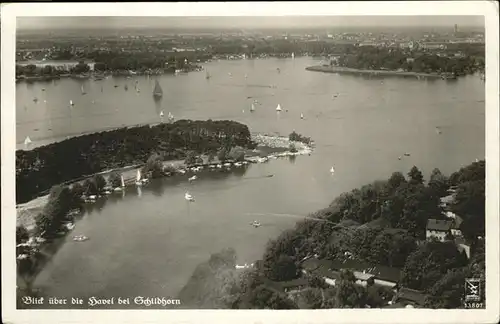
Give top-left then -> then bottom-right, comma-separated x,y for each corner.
16,119 -> 254,204
178,161 -> 485,309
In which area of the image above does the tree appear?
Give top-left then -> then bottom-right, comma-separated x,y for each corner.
83,178 -> 98,195
428,168 -> 448,196
69,183 -> 84,209
366,285 -> 393,308
401,241 -> 468,291
308,275 -> 328,289
242,284 -> 298,309
16,226 -> 29,245
17,253 -> 39,291
94,62 -> 107,71
217,148 -> 229,161
108,171 -> 122,188
407,166 -> 424,185
387,172 -> 407,192
424,267 -> 469,308
228,146 -> 245,161
339,269 -> 356,283
73,61 -> 90,74
184,151 -> 198,166
451,180 -> 485,241
336,280 -> 367,308
93,174 -> 106,192
42,65 -> 53,75
266,254 -> 298,282
297,288 -> 324,309
144,154 -> 164,178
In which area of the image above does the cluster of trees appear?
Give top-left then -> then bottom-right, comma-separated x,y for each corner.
224,161 -> 484,309
207,39 -> 356,57
336,46 -> 484,75
177,248 -> 241,308
15,61 -> 91,78
88,51 -> 210,72
16,120 -> 255,203
16,182 -> 83,291
448,161 -> 485,241
289,131 -> 312,145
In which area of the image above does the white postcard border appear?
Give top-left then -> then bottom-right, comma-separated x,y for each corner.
1,2 -> 499,324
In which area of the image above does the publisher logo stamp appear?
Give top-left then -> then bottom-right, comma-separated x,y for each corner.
464,278 -> 481,302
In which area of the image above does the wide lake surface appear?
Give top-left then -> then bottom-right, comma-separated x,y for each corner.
16,57 -> 485,307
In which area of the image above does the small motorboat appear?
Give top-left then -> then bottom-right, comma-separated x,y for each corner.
73,235 -> 89,242
251,221 -> 261,228
188,175 -> 197,182
404,153 -> 411,157
185,192 -> 195,202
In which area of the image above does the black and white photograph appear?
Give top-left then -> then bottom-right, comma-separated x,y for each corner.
1,2 -> 499,324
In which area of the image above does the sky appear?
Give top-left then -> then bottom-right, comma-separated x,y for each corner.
17,16 -> 485,31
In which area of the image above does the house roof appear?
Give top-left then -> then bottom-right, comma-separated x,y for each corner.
366,265 -> 402,283
440,195 -> 455,204
397,288 -> 427,306
303,258 -> 401,283
302,258 -> 321,272
262,277 -> 309,290
353,271 -> 375,281
383,302 -> 407,308
427,219 -> 454,231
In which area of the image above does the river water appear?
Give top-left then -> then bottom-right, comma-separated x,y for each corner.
16,57 -> 485,307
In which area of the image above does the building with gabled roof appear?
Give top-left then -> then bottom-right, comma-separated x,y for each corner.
426,219 -> 454,242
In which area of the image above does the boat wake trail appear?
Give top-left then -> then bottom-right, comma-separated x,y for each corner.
242,175 -> 274,180
245,212 -> 331,223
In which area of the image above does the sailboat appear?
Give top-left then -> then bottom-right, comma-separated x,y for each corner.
185,192 -> 195,202
69,100 -> 74,106
24,136 -> 32,146
135,169 -> 148,186
250,103 -> 255,112
114,175 -> 126,191
330,166 -> 335,174
205,71 -> 211,79
276,104 -> 282,112
300,113 -> 304,119
160,111 -> 164,118
81,85 -> 86,95
167,112 -> 175,122
153,80 -> 162,98
292,52 -> 295,59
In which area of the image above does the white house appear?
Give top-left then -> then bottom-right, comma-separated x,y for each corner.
426,219 -> 454,242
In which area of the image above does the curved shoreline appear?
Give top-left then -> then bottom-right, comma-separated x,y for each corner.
16,133 -> 314,228
305,65 -> 446,79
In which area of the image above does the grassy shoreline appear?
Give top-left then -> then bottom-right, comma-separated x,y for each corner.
305,65 -> 445,79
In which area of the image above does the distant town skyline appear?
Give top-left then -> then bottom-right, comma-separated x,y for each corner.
17,15 -> 484,31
